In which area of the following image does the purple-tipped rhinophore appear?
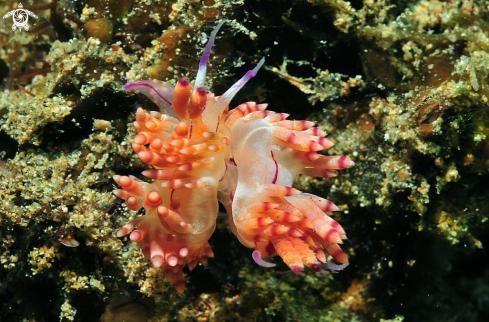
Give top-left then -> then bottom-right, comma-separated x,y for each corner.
194,21 -> 225,89
124,81 -> 177,118
215,57 -> 265,109
203,57 -> 265,130
252,250 -> 276,268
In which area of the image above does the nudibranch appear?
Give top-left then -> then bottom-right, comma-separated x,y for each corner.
114,21 -> 353,292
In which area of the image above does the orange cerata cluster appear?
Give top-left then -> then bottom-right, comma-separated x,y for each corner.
113,22 -> 354,292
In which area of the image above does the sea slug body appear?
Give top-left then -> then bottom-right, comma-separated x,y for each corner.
114,21 -> 354,292
227,107 -> 352,273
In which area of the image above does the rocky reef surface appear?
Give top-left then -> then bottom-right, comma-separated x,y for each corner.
1,0 -> 488,321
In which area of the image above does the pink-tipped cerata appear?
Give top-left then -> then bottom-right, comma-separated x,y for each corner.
115,21 -> 353,293
227,101 -> 352,274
